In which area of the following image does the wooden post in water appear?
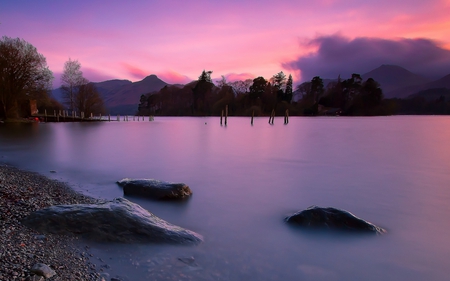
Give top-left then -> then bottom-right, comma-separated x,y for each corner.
220,110 -> 223,125
225,105 -> 228,126
44,109 -> 47,122
99,113 -> 102,121
251,110 -> 254,125
117,115 -> 120,121
270,109 -> 275,124
284,109 -> 289,124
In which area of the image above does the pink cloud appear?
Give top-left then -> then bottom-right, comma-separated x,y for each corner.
121,63 -> 148,80
155,71 -> 193,84
223,73 -> 255,82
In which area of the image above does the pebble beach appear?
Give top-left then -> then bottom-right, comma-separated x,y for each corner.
0,165 -> 102,281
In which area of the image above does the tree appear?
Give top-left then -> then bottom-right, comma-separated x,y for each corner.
0,36 -> 53,118
310,76 -> 324,102
75,83 -> 105,116
271,71 -> 287,90
285,74 -> 293,103
193,70 -> 214,114
271,71 -> 287,102
61,58 -> 105,115
230,79 -> 252,95
61,58 -> 85,111
216,75 -> 228,89
198,70 -> 212,83
249,77 -> 267,100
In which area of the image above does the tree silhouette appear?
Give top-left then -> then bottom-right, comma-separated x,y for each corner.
61,58 -> 86,111
0,36 -> 53,118
285,74 -> 293,103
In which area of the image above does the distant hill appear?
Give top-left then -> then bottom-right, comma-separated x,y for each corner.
427,74 -> 450,89
94,79 -> 133,101
52,75 -> 169,115
362,65 -> 431,98
408,88 -> 450,101
103,75 -> 168,114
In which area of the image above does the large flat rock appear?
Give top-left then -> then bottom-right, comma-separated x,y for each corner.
117,178 -> 192,200
285,206 -> 386,234
22,198 -> 203,244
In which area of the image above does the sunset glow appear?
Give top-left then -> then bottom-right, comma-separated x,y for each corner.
1,0 -> 449,87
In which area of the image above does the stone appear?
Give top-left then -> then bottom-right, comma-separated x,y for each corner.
22,198 -> 203,244
30,263 -> 56,279
26,275 -> 44,281
285,206 -> 386,234
117,178 -> 192,200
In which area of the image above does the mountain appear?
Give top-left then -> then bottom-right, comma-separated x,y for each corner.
408,88 -> 450,101
93,79 -> 133,101
362,65 -> 432,98
104,75 -> 167,108
427,74 -> 450,89
52,75 -> 169,115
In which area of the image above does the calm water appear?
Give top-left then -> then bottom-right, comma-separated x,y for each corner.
1,116 -> 450,280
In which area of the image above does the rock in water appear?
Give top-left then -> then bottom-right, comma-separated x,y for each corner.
285,206 -> 386,234
117,178 -> 192,200
22,198 -> 203,244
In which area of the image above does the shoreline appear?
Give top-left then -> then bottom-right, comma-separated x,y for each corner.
0,164 -> 102,281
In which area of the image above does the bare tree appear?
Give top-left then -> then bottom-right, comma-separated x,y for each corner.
0,36 -> 53,118
61,58 -> 85,111
75,83 -> 105,116
61,59 -> 105,116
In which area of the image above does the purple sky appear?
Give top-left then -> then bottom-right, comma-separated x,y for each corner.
1,0 -> 450,88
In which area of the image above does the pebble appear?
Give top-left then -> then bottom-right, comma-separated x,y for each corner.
0,165 -> 101,281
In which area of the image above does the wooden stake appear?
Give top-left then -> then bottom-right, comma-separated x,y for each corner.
251,110 -> 254,125
225,105 -> 228,126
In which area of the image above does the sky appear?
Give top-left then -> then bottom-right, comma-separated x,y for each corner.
1,0 -> 450,88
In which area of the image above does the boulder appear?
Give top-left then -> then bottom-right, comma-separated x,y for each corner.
22,198 -> 203,244
285,206 -> 386,234
117,178 -> 192,200
30,263 -> 56,279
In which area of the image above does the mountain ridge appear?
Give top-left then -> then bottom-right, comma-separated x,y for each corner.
51,66 -> 450,114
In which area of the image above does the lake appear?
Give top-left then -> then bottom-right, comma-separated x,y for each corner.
1,116 -> 450,280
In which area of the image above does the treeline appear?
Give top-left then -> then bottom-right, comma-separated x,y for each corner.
0,36 -> 105,120
138,70 -> 294,116
138,70 -> 450,116
137,71 -> 386,116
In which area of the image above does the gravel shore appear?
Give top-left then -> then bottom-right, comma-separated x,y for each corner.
0,165 -> 102,281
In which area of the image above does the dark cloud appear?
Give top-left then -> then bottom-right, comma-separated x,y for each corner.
283,35 -> 450,81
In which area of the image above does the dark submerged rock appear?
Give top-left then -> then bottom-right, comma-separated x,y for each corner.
117,178 -> 192,200
285,206 -> 386,234
22,198 -> 203,244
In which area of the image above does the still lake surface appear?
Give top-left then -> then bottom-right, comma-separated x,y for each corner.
1,116 -> 450,280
